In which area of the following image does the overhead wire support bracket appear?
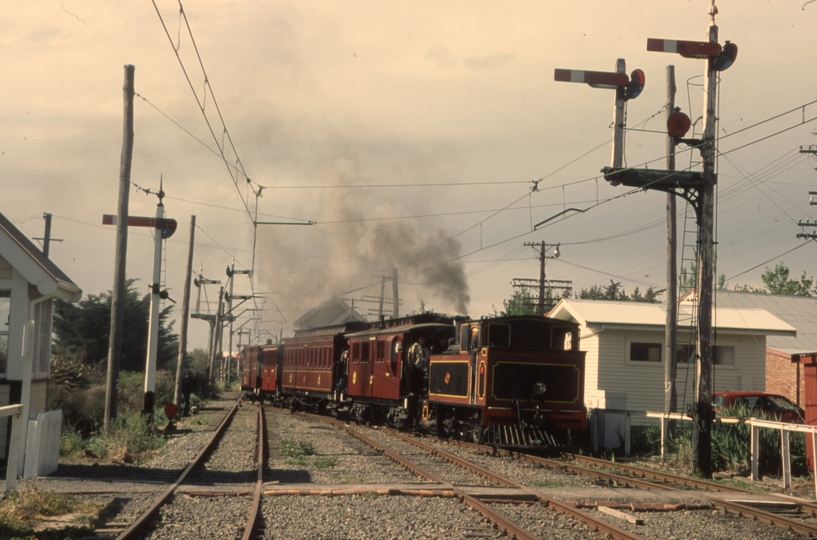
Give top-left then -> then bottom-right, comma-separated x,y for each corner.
533,208 -> 588,230
254,221 -> 314,226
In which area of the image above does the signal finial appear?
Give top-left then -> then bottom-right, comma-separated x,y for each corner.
709,0 -> 718,22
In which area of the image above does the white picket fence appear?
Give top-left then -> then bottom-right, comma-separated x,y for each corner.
23,409 -> 61,479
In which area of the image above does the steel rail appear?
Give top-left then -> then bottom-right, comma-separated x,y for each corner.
563,453 -> 817,514
114,398 -> 244,540
339,424 -> 543,540
465,443 -> 817,537
241,402 -> 266,540
386,431 -> 644,540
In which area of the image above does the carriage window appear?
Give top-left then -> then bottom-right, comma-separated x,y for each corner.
376,341 -> 385,363
361,342 -> 370,363
486,324 -> 510,347
351,342 -> 360,363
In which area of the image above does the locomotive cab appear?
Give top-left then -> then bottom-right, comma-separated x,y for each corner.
343,314 -> 457,426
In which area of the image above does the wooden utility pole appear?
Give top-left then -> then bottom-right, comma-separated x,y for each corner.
42,213 -> 52,258
208,286 -> 224,385
392,268 -> 399,318
105,64 -> 134,432
174,215 -> 196,407
664,65 -> 679,417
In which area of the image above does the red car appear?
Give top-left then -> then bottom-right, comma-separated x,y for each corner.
712,391 -> 804,423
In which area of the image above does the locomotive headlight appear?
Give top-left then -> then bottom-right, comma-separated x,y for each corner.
533,382 -> 547,395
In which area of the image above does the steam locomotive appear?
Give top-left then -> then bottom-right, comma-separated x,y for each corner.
240,313 -> 586,447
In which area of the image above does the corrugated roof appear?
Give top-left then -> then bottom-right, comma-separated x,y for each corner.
706,290 -> 817,354
0,211 -> 81,301
550,298 -> 796,335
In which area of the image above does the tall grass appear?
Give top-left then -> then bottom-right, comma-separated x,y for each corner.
60,413 -> 166,464
638,405 -> 807,476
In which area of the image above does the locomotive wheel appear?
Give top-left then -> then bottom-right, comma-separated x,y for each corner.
470,424 -> 483,444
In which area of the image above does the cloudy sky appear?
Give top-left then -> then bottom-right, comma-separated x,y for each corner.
2,1 -> 817,352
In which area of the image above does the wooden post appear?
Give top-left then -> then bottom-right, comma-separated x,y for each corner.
781,428 -> 791,489
664,65 -> 678,419
751,423 -> 760,481
105,64 -> 134,431
692,21 -> 719,479
174,215 -> 196,406
392,268 -> 399,318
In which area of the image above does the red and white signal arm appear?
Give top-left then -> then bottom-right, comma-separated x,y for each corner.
647,38 -> 722,59
554,68 -> 628,89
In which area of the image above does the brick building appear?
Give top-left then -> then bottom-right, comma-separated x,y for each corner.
705,291 -> 817,406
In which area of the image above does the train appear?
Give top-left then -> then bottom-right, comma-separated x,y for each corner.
240,312 -> 586,448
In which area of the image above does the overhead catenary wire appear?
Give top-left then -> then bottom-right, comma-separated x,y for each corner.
149,0 -> 255,222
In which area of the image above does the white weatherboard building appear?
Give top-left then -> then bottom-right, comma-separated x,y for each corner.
548,299 -> 796,426
0,212 -> 81,478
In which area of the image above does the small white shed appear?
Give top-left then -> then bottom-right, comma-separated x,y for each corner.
548,299 -> 796,425
0,212 -> 81,476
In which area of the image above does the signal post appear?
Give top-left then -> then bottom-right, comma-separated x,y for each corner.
103,190 -> 178,422
598,3 -> 737,477
555,1 -> 736,476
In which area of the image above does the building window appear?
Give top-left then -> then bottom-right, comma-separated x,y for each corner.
630,342 -> 662,362
714,345 -> 735,366
675,344 -> 735,366
32,299 -> 52,380
0,290 -> 9,376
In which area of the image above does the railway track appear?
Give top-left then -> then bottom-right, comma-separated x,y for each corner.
287,410 -> 638,539
418,435 -> 817,538
109,397 -> 266,540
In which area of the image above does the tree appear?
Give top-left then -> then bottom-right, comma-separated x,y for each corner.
761,262 -> 814,296
53,279 -> 179,372
576,280 -> 663,303
501,289 -> 538,316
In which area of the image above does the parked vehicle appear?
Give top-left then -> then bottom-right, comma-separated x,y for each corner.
712,391 -> 804,423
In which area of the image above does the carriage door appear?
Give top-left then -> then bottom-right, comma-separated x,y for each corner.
348,341 -> 364,397
361,338 -> 374,397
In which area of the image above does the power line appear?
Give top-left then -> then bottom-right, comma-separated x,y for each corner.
149,0 -> 254,221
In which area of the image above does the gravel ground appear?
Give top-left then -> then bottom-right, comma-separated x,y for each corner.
25,401 -> 817,539
16,394 -> 245,538
135,399 -> 259,539
345,423 -> 817,540
260,494 -> 504,539
267,409 -> 430,485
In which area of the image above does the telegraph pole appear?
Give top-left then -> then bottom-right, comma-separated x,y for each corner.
664,66 -> 679,417
174,215 -> 196,408
392,268 -> 399,318
105,64 -> 134,432
522,241 -> 562,314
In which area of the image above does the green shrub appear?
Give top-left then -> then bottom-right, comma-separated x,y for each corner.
60,413 -> 166,463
